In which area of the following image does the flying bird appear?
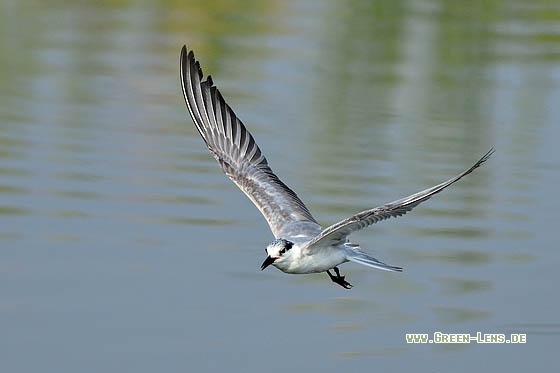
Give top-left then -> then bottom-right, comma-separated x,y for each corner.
179,45 -> 494,289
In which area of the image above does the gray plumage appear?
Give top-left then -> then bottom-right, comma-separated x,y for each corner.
302,148 -> 494,253
180,46 -> 321,239
179,45 -> 493,284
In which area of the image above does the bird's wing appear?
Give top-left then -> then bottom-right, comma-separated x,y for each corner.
304,149 -> 494,251
180,46 -> 320,238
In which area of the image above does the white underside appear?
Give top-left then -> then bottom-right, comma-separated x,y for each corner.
271,242 -> 403,274
272,244 -> 348,274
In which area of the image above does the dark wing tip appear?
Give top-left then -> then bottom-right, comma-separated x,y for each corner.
480,147 -> 495,164
459,147 -> 495,179
180,45 -> 188,77
470,147 -> 495,173
194,60 -> 203,80
180,45 -> 204,80
180,45 -> 194,69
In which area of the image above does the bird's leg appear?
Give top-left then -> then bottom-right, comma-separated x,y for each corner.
326,267 -> 353,289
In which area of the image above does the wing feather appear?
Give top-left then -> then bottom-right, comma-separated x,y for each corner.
180,46 -> 320,238
304,149 -> 494,250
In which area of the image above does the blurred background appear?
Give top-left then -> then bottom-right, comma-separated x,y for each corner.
1,0 -> 558,371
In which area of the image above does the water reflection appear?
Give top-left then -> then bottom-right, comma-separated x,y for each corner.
434,277 -> 492,296
432,305 -> 491,324
503,324 -> 560,336
0,0 -> 558,372
406,248 -> 491,264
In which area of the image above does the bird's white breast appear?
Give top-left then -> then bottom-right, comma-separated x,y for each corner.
273,244 -> 348,274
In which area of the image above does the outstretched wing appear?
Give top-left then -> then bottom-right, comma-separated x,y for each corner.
304,149 -> 494,250
180,45 -> 320,238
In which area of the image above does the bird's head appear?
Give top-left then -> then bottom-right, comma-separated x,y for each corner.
261,239 -> 294,270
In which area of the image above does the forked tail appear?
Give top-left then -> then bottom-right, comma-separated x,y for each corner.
345,248 -> 403,272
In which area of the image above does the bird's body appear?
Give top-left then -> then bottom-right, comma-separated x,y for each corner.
179,45 -> 494,288
271,240 -> 348,275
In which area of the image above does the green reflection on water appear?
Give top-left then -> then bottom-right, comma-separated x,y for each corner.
409,227 -> 491,239
0,167 -> 32,177
432,305 -> 491,324
0,0 -> 557,370
51,189 -> 102,200
56,171 -> 104,182
50,209 -> 89,218
0,184 -> 27,195
0,206 -> 29,215
407,248 -> 491,265
434,276 -> 492,296
133,194 -> 215,205
334,347 -> 407,358
47,234 -> 81,243
160,216 -> 237,226
328,322 -> 365,334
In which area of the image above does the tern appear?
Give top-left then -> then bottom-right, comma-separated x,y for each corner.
179,45 -> 494,289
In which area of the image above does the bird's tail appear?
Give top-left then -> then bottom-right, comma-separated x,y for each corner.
345,248 -> 403,272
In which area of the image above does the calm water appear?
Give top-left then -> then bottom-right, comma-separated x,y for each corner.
1,0 -> 559,371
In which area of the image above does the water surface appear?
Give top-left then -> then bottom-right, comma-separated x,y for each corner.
1,0 -> 559,372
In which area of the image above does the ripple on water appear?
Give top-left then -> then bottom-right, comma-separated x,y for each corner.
334,347 -> 408,358
431,305 -> 491,325
0,167 -> 33,177
130,194 -> 215,206
158,216 -> 238,226
0,206 -> 30,216
433,276 -> 493,296
0,184 -> 28,195
50,189 -> 102,200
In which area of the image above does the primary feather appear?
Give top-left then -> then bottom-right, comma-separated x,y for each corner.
180,46 -> 321,239
304,148 -> 495,252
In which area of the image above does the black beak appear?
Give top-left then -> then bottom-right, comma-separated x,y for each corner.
260,255 -> 275,271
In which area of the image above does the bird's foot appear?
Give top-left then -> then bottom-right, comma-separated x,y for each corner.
327,267 -> 353,289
